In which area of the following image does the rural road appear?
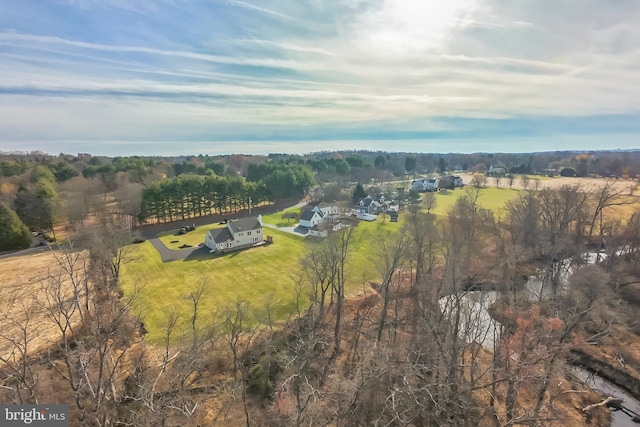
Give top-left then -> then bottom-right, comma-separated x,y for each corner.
0,244 -> 62,260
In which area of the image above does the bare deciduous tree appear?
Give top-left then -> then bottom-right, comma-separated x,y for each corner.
423,191 -> 437,213
374,230 -> 408,342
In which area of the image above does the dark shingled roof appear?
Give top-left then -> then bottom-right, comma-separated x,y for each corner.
228,216 -> 261,233
300,210 -> 318,221
208,227 -> 233,243
356,196 -> 374,207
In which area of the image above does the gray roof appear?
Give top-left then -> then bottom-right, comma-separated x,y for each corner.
228,216 -> 262,233
208,227 -> 233,243
356,196 -> 374,208
300,210 -> 318,221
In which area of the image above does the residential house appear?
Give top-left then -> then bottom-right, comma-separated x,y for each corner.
300,210 -> 322,228
411,179 -> 425,191
308,224 -> 329,238
313,203 -> 339,217
300,204 -> 340,228
488,163 -> 507,175
411,178 -> 439,192
205,215 -> 263,253
385,200 -> 399,212
354,195 -> 380,215
438,175 -> 464,190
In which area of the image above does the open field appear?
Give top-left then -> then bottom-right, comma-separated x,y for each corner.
461,172 -> 638,193
121,228 -> 308,342
428,186 -> 521,216
0,250 -> 87,363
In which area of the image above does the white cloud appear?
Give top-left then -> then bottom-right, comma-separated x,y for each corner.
224,0 -> 292,19
349,0 -> 479,57
1,0 -> 640,153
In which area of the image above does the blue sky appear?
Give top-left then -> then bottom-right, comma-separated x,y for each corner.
0,0 -> 639,156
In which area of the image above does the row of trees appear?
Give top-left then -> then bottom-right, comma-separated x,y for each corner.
139,175 -> 261,223
139,163 -> 314,223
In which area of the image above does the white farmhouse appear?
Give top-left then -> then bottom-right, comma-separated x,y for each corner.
411,178 -> 439,192
300,210 -> 322,228
300,204 -> 340,228
205,215 -> 263,253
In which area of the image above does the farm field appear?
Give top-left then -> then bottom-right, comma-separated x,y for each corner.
428,186 -> 521,216
0,250 -> 87,362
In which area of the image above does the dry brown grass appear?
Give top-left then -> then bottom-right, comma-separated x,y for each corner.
0,250 -> 88,363
461,172 -> 637,193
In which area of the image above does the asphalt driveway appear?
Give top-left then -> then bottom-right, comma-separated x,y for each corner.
138,199 -> 307,263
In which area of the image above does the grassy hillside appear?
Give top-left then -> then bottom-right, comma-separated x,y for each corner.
121,219 -> 407,342
121,228 -> 306,342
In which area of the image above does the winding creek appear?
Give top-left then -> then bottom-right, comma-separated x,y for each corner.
440,253 -> 640,426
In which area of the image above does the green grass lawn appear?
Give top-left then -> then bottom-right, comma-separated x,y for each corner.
122,188 -> 521,343
121,215 -> 408,342
429,186 -> 521,216
121,228 -> 308,342
261,207 -> 304,227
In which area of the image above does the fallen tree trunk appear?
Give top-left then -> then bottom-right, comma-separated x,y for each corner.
582,396 -> 622,412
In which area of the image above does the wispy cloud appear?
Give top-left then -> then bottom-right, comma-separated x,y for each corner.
224,0 -> 292,19
0,0 -> 639,154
